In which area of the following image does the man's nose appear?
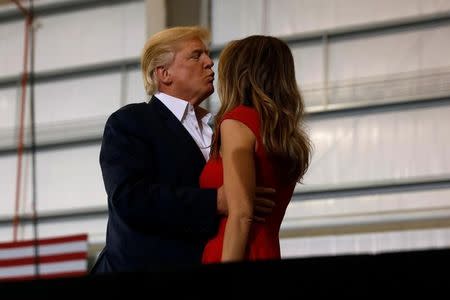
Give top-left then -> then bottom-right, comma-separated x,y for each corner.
204,55 -> 214,68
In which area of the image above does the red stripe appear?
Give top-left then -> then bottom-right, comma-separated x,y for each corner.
0,252 -> 87,267
39,270 -> 87,279
0,234 -> 88,249
0,270 -> 87,282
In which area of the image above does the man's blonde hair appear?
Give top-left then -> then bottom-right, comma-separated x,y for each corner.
141,26 -> 211,96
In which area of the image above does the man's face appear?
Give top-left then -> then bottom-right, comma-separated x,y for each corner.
166,38 -> 215,105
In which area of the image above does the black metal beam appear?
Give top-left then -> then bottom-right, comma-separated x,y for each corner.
0,206 -> 108,226
0,0 -> 143,24
286,11 -> 450,45
306,95 -> 450,120
0,136 -> 102,156
0,58 -> 140,89
293,176 -> 450,201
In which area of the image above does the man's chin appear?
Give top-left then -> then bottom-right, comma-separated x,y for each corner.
194,88 -> 215,106
204,87 -> 214,98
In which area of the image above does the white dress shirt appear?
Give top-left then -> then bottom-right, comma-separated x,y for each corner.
155,92 -> 213,161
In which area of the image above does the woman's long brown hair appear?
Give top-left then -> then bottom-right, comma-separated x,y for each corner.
210,35 -> 312,183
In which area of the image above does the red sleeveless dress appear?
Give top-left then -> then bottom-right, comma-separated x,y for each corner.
200,105 -> 297,263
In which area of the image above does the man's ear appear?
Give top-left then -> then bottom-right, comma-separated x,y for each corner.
156,66 -> 171,85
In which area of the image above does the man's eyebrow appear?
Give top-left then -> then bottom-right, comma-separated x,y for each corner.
191,48 -> 209,55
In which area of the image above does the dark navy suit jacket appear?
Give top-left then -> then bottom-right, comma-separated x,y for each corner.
90,96 -> 219,273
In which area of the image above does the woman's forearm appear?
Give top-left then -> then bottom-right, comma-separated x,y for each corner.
221,215 -> 252,262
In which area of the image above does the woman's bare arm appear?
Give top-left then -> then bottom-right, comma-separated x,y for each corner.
220,119 -> 256,262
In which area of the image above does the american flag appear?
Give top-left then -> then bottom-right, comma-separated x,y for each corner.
0,233 -> 88,281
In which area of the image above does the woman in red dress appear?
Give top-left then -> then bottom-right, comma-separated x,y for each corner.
200,35 -> 312,263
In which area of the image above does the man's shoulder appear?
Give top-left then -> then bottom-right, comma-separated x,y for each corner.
107,101 -> 150,121
115,101 -> 148,114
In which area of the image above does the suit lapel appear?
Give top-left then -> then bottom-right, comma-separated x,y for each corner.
148,96 -> 206,165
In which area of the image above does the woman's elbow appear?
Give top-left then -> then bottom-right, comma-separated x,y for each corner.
228,211 -> 254,225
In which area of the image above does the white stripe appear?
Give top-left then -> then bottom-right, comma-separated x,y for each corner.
0,248 -> 34,259
0,259 -> 87,279
40,241 -> 87,256
0,241 -> 87,259
0,265 -> 34,279
40,260 -> 87,275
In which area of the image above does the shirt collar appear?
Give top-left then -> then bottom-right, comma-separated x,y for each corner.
155,92 -> 190,122
155,92 -> 213,125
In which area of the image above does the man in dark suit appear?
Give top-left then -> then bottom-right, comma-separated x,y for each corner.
90,26 -> 274,273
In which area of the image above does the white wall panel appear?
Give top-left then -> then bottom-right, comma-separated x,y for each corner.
292,43 -> 324,86
36,144 -> 105,212
422,25 -> 450,69
122,2 -> 146,57
0,2 -> 145,77
0,155 -> 18,217
292,43 -> 325,107
328,30 -> 422,83
418,0 -> 450,14
38,217 -> 107,244
267,0 -> 336,36
0,87 -> 20,129
0,20 -> 26,77
286,188 -> 450,220
34,73 -> 121,125
267,0 -> 450,37
34,1 -> 145,72
328,25 -> 450,87
125,69 -> 149,104
211,0 -> 264,45
281,187 -> 450,257
0,154 -> 32,217
0,0 -> 76,13
280,228 -> 450,258
0,217 -> 107,244
332,0 -> 421,29
302,105 -> 450,186
0,74 -> 118,149
0,226 -> 14,242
